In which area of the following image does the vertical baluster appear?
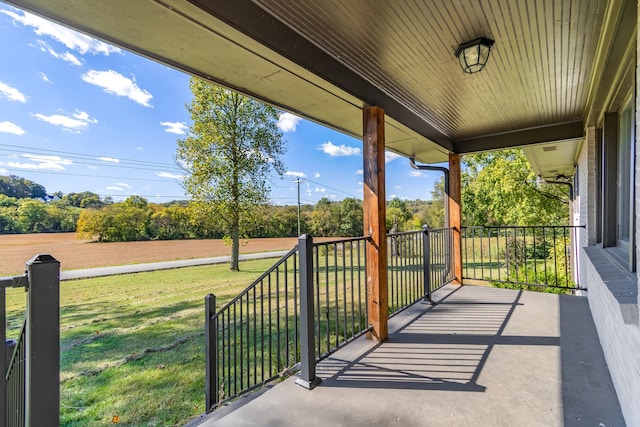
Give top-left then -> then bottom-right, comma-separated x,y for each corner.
253,287 -> 257,387
275,267 -> 281,372
315,247 -> 321,358
205,295 -> 217,411
350,241 -> 355,338
267,275 -> 272,377
284,256 -> 290,367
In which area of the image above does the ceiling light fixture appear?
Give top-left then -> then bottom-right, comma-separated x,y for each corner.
455,37 -> 495,74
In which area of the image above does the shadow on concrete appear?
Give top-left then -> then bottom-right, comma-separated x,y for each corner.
197,285 -> 626,426
318,286 -> 525,393
559,295 -> 625,426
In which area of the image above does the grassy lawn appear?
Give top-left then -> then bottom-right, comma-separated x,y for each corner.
5,259 -> 276,427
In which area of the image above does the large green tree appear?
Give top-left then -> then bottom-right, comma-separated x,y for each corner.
0,175 -> 47,199
462,149 -> 570,225
177,78 -> 286,270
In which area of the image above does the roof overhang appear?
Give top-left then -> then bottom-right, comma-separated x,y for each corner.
4,0 -> 635,172
522,139 -> 583,180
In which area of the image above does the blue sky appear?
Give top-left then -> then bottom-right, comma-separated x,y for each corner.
0,3 -> 440,205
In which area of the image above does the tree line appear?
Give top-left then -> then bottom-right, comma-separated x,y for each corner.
0,149 -> 570,240
0,176 -> 443,241
74,195 -> 443,242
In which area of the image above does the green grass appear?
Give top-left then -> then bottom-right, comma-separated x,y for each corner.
4,245 -> 429,425
5,259 -> 276,427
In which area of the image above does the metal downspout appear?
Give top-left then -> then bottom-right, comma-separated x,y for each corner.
409,158 -> 450,227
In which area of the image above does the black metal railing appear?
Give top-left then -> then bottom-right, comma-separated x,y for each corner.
426,227 -> 456,293
206,228 -> 460,411
462,225 -> 583,289
1,254 -> 60,427
6,322 -> 25,427
205,247 -> 300,411
312,237 -> 369,359
205,235 -> 372,411
386,227 -> 455,315
387,230 -> 423,315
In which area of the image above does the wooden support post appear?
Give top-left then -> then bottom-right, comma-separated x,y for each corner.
448,153 -> 463,285
363,106 -> 388,341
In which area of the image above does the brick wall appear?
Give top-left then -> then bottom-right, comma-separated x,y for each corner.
576,8 -> 640,425
583,250 -> 640,426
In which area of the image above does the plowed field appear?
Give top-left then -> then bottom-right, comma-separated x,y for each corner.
0,233 -> 298,276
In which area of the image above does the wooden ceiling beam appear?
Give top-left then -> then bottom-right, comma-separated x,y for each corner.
191,0 -> 454,152
453,120 -> 584,154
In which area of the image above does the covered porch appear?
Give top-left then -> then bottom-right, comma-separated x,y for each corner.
4,0 -> 638,425
196,284 -> 623,427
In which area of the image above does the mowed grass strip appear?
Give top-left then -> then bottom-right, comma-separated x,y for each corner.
5,259 -> 276,427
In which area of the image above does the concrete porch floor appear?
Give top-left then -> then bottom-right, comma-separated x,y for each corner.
193,285 -> 625,427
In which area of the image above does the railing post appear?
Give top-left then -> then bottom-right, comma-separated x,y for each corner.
205,294 -> 217,412
295,234 -> 321,390
25,254 -> 59,427
422,225 -> 435,304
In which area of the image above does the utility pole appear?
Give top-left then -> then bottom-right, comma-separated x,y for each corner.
293,178 -> 303,236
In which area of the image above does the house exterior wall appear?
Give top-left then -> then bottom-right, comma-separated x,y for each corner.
582,247 -> 640,426
574,10 -> 640,425
576,127 -> 597,249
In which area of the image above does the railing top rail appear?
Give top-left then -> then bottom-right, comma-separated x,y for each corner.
462,225 -> 586,230
212,245 -> 298,318
313,235 -> 371,246
427,226 -> 455,232
386,230 -> 422,237
0,274 -> 28,289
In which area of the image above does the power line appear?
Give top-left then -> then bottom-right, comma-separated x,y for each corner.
268,174 -> 361,199
95,194 -> 188,199
0,143 -> 180,169
0,153 -> 183,173
1,167 -> 181,183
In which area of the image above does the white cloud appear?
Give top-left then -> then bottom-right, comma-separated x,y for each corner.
318,141 -> 361,157
394,185 -> 402,190
0,81 -> 27,102
356,169 -> 363,175
72,110 -> 98,123
36,40 -> 82,66
389,194 -> 397,199
314,172 -> 320,178
99,157 -> 120,163
314,187 -> 326,193
156,171 -> 184,179
409,170 -> 425,177
277,113 -> 301,133
115,182 -> 131,188
329,194 -> 338,200
136,146 -> 143,151
160,121 -> 187,135
32,110 -> 97,132
1,9 -> 121,55
0,168 -> 7,174
106,186 -> 123,191
285,171 -> 306,178
3,153 -> 72,171
81,70 -> 153,107
38,72 -> 51,83
0,121 -> 25,135
385,151 -> 402,163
